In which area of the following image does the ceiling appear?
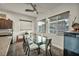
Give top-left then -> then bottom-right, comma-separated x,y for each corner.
0,3 -> 61,17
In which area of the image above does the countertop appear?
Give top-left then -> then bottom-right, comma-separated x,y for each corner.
0,36 -> 12,56
64,31 -> 79,34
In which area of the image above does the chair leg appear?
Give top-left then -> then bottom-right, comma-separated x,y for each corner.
27,48 -> 30,56
49,49 -> 52,56
38,47 -> 40,55
46,48 -> 48,56
24,47 -> 26,52
23,43 -> 26,52
25,48 -> 28,55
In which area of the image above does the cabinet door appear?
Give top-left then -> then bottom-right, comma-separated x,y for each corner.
8,20 -> 13,29
0,19 -> 13,29
5,20 -> 13,29
0,20 -> 2,29
0,19 -> 5,29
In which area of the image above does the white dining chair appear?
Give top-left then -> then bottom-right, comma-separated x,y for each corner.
40,38 -> 52,56
23,34 -> 38,56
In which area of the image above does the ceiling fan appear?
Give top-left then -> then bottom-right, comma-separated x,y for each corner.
25,3 -> 38,14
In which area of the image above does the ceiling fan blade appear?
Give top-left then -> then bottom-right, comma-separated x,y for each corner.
25,9 -> 34,12
31,3 -> 39,14
25,3 -> 38,14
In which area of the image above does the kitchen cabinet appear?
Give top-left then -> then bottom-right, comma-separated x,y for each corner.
0,19 -> 5,29
0,18 -> 13,29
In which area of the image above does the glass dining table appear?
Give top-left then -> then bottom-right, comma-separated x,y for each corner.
34,41 -> 44,54
33,36 -> 46,54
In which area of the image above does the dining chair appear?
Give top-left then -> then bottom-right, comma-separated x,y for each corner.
23,34 -> 38,56
23,34 -> 28,53
40,38 -> 52,56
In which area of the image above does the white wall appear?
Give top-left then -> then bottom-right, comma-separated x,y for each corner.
0,9 -> 36,42
36,3 -> 79,50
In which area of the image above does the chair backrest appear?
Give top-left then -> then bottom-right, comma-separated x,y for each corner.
23,34 -> 30,48
42,36 -> 47,43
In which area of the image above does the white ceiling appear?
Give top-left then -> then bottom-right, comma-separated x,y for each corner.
0,3 -> 61,17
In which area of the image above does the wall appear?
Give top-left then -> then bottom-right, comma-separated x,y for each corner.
36,3 -> 79,50
0,9 -> 36,42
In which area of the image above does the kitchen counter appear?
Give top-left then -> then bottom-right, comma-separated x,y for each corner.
64,32 -> 79,56
0,36 -> 12,56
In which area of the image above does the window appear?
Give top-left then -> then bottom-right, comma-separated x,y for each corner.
49,16 -> 58,33
37,19 -> 46,33
20,19 -> 32,32
48,11 -> 69,35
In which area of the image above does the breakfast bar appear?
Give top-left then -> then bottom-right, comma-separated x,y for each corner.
0,36 -> 12,56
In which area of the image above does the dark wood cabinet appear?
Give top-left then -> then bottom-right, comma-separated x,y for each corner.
0,19 -> 5,29
0,18 -> 13,29
5,20 -> 13,29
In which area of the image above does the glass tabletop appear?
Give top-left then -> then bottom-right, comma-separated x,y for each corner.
33,36 -> 46,46
26,33 -> 47,46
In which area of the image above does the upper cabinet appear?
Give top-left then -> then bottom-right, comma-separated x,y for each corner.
0,18 -> 13,29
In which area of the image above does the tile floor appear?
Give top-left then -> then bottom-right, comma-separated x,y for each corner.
7,42 -> 51,56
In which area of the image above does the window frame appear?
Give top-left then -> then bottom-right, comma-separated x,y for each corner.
37,19 -> 46,33
48,11 -> 70,35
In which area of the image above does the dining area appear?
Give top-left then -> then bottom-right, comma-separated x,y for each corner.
22,32 -> 52,56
